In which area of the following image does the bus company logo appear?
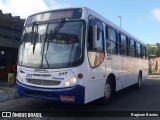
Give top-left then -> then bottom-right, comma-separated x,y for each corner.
2,112 -> 11,117
34,69 -> 48,73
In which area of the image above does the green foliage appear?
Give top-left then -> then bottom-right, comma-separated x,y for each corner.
156,43 -> 160,57
147,43 -> 160,57
147,44 -> 156,56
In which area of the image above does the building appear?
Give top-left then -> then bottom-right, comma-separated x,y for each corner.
0,10 -> 25,80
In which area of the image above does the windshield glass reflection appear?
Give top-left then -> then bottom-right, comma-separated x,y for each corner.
18,21 -> 84,69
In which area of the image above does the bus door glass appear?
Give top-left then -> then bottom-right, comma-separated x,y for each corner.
87,16 -> 106,100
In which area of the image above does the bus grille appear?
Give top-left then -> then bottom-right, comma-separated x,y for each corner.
26,79 -> 61,86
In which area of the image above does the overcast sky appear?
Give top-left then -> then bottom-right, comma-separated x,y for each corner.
0,0 -> 160,44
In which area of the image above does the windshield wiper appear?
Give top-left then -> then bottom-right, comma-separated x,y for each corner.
42,18 -> 66,68
31,21 -> 38,54
46,18 -> 66,51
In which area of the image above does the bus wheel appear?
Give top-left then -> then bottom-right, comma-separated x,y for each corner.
136,74 -> 142,88
101,78 -> 113,104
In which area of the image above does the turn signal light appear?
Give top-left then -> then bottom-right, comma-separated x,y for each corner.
77,73 -> 83,79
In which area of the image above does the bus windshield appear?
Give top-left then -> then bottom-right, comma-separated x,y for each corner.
18,20 -> 85,69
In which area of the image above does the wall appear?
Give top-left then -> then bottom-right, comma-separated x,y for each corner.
0,27 -> 21,80
0,27 -> 21,48
149,57 -> 160,74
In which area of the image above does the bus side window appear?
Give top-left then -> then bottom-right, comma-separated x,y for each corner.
145,47 -> 147,59
96,19 -> 104,51
140,45 -> 144,59
126,37 -> 129,56
136,42 -> 141,58
87,17 -> 105,68
129,39 -> 136,57
119,33 -> 127,56
106,27 -> 118,54
88,18 -> 95,50
87,17 -> 104,52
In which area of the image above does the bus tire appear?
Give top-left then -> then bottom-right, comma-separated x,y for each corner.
136,73 -> 142,88
101,78 -> 113,104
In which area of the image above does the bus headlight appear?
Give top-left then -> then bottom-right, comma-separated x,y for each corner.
64,77 -> 77,87
70,77 -> 77,83
64,80 -> 70,87
17,73 -> 24,83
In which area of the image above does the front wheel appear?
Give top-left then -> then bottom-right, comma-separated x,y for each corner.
101,78 -> 113,104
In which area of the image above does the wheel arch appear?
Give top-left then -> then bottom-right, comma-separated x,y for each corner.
106,73 -> 116,93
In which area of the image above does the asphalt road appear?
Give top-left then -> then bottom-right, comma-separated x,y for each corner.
0,75 -> 160,120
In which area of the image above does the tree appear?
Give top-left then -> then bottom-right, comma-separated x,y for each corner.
147,43 -> 160,57
147,44 -> 157,56
156,43 -> 160,57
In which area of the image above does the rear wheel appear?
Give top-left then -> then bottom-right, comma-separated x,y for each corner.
101,78 -> 114,104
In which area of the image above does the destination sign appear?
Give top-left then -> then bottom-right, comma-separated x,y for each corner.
26,8 -> 82,24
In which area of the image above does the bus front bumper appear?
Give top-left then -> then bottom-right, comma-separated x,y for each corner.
16,80 -> 85,104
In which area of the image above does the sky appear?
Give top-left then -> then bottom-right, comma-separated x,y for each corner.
0,0 -> 160,44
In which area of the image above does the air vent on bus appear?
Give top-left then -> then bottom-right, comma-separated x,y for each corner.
32,74 -> 41,77
26,79 -> 61,86
42,74 -> 51,77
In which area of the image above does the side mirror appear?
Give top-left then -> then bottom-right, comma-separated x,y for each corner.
93,24 -> 97,50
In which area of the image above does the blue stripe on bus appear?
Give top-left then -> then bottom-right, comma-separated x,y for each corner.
16,80 -> 85,104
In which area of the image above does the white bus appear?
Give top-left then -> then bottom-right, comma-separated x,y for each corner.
17,7 -> 148,104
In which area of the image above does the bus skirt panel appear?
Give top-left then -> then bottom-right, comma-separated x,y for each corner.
16,80 -> 85,104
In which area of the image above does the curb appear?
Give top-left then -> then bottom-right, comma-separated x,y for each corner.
148,75 -> 160,78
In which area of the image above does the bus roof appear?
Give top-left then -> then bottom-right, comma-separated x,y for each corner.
27,7 -> 146,46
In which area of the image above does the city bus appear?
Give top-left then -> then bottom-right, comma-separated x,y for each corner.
16,7 -> 148,104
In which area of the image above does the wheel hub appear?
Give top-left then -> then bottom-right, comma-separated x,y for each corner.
104,84 -> 111,99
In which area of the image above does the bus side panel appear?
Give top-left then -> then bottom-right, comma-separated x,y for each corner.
125,57 -> 148,86
88,60 -> 106,103
113,56 -> 148,91
111,55 -> 123,91
118,57 -> 148,89
123,57 -> 140,87
141,59 -> 149,81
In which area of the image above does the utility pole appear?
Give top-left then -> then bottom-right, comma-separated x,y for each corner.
118,16 -> 122,28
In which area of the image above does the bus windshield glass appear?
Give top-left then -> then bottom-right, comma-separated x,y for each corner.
18,20 -> 84,69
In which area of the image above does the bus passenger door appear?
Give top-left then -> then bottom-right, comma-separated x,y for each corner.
87,16 -> 106,102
